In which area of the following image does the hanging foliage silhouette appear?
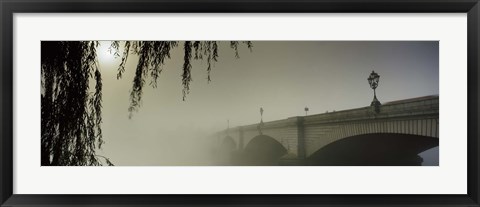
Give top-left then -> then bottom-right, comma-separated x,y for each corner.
41,41 -> 252,166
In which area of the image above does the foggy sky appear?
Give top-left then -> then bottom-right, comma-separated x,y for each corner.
95,41 -> 439,166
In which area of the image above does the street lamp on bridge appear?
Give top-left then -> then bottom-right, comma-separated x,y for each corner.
260,107 -> 264,123
368,70 -> 381,113
258,107 -> 265,135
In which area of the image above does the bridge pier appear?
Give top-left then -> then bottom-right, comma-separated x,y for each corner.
296,117 -> 306,159
238,126 -> 244,151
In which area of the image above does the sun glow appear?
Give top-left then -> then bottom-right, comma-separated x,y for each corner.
96,41 -> 118,67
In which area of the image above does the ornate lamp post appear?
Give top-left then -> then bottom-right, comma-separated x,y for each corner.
304,107 -> 309,116
367,70 -> 381,113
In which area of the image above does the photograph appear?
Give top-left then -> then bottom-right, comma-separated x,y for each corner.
41,41 -> 439,166
3,1 -> 477,205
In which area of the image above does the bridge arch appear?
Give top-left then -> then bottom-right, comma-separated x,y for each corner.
239,134 -> 288,165
304,117 -> 439,157
221,136 -> 237,151
306,133 -> 438,166
216,136 -> 237,165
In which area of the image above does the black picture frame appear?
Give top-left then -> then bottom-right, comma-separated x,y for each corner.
1,0 -> 479,206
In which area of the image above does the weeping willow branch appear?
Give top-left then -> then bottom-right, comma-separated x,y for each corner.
182,41 -> 193,101
41,41 -> 104,166
117,41 -> 252,117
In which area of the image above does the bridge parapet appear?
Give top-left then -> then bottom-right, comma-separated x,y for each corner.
240,116 -> 299,130
304,96 -> 438,125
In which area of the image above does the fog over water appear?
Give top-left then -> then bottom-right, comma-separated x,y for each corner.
94,41 -> 439,166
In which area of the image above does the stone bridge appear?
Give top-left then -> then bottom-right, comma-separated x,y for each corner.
214,95 -> 439,165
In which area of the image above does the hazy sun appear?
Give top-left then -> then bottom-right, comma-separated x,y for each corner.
96,41 -> 117,66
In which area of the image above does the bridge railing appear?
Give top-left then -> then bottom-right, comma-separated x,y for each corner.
303,96 -> 439,125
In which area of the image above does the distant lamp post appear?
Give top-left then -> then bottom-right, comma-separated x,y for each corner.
368,70 -> 381,113
305,107 -> 309,116
226,119 -> 230,135
260,107 -> 264,123
258,107 -> 264,135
